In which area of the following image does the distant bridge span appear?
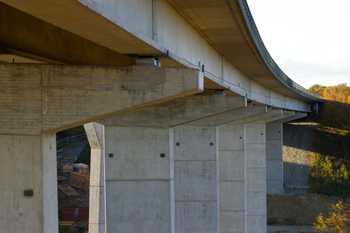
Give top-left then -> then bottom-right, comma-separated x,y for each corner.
0,0 -> 323,233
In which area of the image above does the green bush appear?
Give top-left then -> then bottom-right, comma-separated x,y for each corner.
59,227 -> 70,233
75,143 -> 91,166
57,126 -> 85,141
310,153 -> 350,197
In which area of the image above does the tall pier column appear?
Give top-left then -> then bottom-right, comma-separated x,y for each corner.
216,107 -> 293,233
265,113 -> 307,195
102,125 -> 175,232
84,122 -> 106,233
218,121 -> 267,233
0,134 -> 58,233
245,123 -> 267,233
174,125 -> 219,233
219,124 -> 246,233
266,123 -> 283,194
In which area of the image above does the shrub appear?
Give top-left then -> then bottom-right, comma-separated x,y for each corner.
314,200 -> 350,233
75,143 -> 91,166
310,153 -> 350,197
57,126 -> 85,141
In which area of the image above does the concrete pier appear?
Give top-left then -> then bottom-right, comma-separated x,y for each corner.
219,124 -> 246,233
92,96 -> 245,232
0,134 -> 58,233
266,123 -> 284,194
174,125 -> 219,232
245,123 -> 267,233
85,102 -> 300,233
84,122 -> 106,233
266,112 -> 308,195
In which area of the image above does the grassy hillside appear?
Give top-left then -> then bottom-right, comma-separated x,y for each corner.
309,84 -> 350,197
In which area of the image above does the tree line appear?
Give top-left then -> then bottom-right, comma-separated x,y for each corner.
309,83 -> 350,197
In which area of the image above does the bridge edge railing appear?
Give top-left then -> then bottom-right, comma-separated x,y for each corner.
56,133 -> 87,148
239,0 -> 325,102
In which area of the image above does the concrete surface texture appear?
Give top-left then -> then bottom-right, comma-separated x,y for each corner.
245,123 -> 267,233
104,126 -> 174,232
219,124 -> 246,233
0,64 -> 203,134
283,122 -> 316,195
266,123 -> 283,194
99,95 -> 246,127
84,123 -> 106,233
0,134 -> 57,233
88,101 -> 297,233
174,125 -> 219,233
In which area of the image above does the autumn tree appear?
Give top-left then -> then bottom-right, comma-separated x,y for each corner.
323,83 -> 350,104
319,83 -> 350,159
310,83 -> 350,196
314,200 -> 350,233
309,84 -> 326,96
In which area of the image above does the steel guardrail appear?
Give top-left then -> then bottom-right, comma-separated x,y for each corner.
240,0 -> 324,101
56,133 -> 87,148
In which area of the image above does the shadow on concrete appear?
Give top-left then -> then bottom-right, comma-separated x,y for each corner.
282,118 -> 315,195
283,120 -> 316,152
283,162 -> 311,195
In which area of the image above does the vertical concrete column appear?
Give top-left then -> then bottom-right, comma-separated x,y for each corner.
219,124 -> 246,233
174,125 -> 219,233
84,123 -> 105,233
104,126 -> 175,233
266,123 -> 283,194
245,123 -> 266,233
0,134 -> 58,233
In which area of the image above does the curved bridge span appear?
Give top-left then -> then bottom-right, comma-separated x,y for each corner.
0,1 -> 322,233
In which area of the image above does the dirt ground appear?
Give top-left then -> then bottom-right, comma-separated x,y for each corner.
267,193 -> 348,226
267,225 -> 318,233
57,141 -> 90,233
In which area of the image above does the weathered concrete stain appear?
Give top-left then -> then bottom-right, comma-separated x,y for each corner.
121,65 -> 166,91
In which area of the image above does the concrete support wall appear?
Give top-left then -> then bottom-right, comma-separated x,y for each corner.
94,124 -> 222,233
245,123 -> 266,233
219,124 -> 246,233
84,123 -> 106,233
103,126 -> 175,233
174,125 -> 219,233
88,103 -> 292,233
266,123 -> 283,194
0,134 -> 57,233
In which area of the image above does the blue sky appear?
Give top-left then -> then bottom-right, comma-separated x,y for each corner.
247,0 -> 350,89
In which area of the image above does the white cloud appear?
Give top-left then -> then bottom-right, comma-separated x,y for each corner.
247,0 -> 350,89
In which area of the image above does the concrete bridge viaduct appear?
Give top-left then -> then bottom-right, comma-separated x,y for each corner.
0,0 -> 323,232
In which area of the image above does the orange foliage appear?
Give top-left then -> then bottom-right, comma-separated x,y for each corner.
323,83 -> 350,104
314,200 -> 350,232
317,83 -> 350,159
309,84 -> 326,96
